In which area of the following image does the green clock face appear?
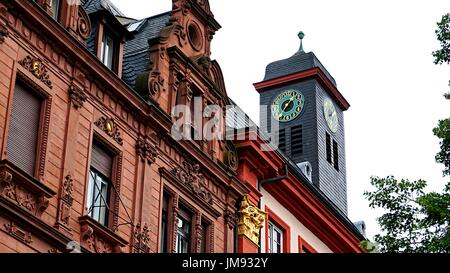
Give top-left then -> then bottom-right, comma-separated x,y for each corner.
271,90 -> 305,123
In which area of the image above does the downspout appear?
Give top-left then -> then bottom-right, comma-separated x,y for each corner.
257,164 -> 289,253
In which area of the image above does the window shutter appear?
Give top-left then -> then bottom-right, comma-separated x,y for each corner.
291,125 -> 303,155
7,81 -> 41,176
333,140 -> 339,171
326,133 -> 332,164
91,141 -> 113,178
278,129 -> 286,153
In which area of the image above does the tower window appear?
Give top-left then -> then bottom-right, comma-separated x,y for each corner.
326,133 -> 332,164
291,125 -> 303,155
333,140 -> 339,171
277,129 -> 286,153
325,133 -> 340,172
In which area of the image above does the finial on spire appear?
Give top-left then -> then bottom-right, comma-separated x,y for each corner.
298,31 -> 305,53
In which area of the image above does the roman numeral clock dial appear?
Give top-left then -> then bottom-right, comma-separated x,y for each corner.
323,98 -> 339,133
271,89 -> 305,123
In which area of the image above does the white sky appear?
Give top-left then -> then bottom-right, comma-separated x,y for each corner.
111,0 -> 450,240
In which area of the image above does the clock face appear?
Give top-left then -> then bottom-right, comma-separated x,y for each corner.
271,90 -> 305,123
323,98 -> 338,133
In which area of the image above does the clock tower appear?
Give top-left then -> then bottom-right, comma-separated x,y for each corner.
254,32 -> 350,214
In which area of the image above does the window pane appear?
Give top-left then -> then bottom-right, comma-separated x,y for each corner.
101,34 -> 115,70
176,213 -> 191,253
51,0 -> 60,20
87,168 -> 111,226
268,222 -> 283,253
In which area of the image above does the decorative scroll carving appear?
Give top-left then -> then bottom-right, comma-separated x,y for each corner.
79,216 -> 128,253
0,23 -> 8,44
69,85 -> 87,109
0,166 -> 51,218
77,6 -> 92,40
223,140 -> 239,172
174,23 -> 187,47
133,223 -> 150,253
94,117 -> 123,145
4,221 -> 32,245
237,195 -> 267,246
135,70 -> 166,99
171,161 -> 213,204
136,136 -> 159,164
18,56 -> 52,89
149,71 -> 165,97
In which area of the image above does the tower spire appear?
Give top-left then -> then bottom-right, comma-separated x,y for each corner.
298,31 -> 305,53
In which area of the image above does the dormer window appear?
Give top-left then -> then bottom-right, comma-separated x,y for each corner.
101,32 -> 117,71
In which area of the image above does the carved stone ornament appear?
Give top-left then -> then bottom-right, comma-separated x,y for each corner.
224,208 -> 238,229
61,174 -> 74,205
172,161 -> 213,204
237,195 -> 267,246
94,117 -> 123,145
0,165 -> 52,218
174,23 -> 187,47
55,174 -> 74,230
69,85 -> 87,109
4,221 -> 32,245
79,216 -> 128,253
18,56 -> 53,89
136,136 -> 159,164
133,223 -> 150,253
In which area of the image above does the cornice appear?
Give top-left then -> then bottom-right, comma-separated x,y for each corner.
254,67 -> 351,111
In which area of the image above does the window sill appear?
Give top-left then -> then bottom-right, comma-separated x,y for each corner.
0,160 -> 56,218
79,215 -> 128,253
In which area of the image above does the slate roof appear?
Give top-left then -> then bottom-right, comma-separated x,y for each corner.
122,12 -> 171,88
263,51 -> 337,86
82,0 -> 125,16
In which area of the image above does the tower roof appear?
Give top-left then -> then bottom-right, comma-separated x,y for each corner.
263,32 -> 336,86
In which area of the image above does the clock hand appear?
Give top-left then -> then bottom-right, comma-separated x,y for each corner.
277,97 -> 295,117
284,97 -> 295,110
